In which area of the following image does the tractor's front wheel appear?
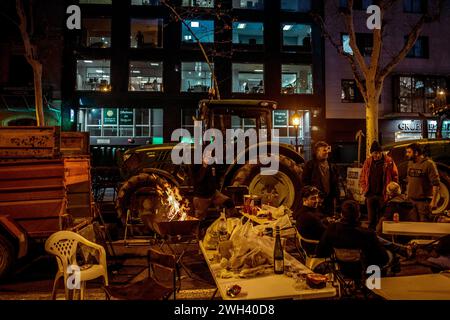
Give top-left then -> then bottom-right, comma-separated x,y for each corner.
229,155 -> 303,213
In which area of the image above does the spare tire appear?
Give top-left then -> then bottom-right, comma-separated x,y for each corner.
229,155 -> 303,212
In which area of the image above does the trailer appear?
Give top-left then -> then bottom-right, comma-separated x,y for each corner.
0,127 -> 93,278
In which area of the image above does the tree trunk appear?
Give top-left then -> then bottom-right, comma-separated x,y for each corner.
32,61 -> 45,126
365,97 -> 379,157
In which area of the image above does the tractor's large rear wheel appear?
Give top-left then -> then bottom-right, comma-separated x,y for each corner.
229,155 -> 303,213
434,170 -> 450,214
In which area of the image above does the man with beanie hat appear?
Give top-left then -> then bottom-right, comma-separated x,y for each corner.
302,141 -> 340,216
359,141 -> 398,230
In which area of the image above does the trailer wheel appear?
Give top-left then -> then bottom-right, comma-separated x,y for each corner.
0,234 -> 15,279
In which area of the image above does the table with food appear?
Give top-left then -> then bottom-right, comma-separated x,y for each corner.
199,210 -> 337,300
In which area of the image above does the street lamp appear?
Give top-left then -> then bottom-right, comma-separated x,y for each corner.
291,111 -> 301,152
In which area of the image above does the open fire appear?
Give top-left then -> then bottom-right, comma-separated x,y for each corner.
156,181 -> 191,221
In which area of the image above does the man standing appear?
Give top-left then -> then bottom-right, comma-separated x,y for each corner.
302,141 -> 340,216
359,141 -> 398,230
405,143 -> 440,222
192,154 -> 234,220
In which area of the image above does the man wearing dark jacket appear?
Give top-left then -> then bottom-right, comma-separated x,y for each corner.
192,154 -> 234,219
302,141 -> 340,216
317,200 -> 389,268
376,182 -> 414,234
295,186 -> 327,256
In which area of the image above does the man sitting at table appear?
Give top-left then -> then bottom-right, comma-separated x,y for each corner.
295,186 -> 328,256
376,182 -> 414,236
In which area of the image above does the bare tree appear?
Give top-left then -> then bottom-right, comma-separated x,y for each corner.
161,0 -> 232,99
15,0 -> 45,126
314,0 -> 443,156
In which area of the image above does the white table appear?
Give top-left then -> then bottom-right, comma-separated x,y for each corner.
382,221 -> 450,237
199,241 -> 336,300
372,273 -> 450,300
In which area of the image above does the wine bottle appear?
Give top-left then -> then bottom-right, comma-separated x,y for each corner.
218,209 -> 228,242
273,226 -> 284,274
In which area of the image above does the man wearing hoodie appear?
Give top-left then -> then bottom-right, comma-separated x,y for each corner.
359,141 -> 399,230
405,143 -> 440,222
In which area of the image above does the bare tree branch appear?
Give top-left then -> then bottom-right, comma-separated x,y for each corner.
342,0 -> 369,75
162,0 -> 220,99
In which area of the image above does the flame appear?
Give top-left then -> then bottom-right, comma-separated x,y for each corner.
156,182 -> 190,221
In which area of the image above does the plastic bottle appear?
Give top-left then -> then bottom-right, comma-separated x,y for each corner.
273,226 -> 284,274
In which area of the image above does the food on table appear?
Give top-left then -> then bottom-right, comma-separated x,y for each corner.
239,265 -> 267,278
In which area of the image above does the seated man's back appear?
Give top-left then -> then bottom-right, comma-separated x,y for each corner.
316,200 -> 389,268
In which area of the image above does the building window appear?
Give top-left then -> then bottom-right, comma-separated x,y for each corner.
341,33 -> 373,56
396,76 -> 447,113
82,107 -> 163,139
181,62 -> 213,92
129,61 -> 163,92
339,0 -> 372,10
281,0 -> 311,12
79,0 -> 112,4
341,79 -> 364,103
131,0 -> 160,5
81,18 -> 111,48
182,0 -> 214,7
272,110 -> 307,146
403,0 -> 426,13
130,18 -> 163,48
282,23 -> 311,50
182,20 -> 214,43
232,22 -> 264,45
232,63 -> 264,94
232,0 -> 263,9
76,59 -> 111,91
281,64 -> 313,94
406,36 -> 428,58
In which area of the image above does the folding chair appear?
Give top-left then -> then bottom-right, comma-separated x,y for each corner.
296,230 -> 328,271
331,248 -> 367,298
104,248 -> 180,300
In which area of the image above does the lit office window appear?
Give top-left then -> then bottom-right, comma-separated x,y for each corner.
129,61 -> 163,92
232,0 -> 263,9
232,22 -> 264,45
131,0 -> 160,5
282,23 -> 311,50
82,108 -> 163,139
281,64 -> 313,94
76,60 -> 111,91
181,62 -> 213,92
81,18 -> 111,48
281,0 -> 311,12
182,20 -> 214,43
182,0 -> 214,7
130,18 -> 163,48
232,63 -> 264,94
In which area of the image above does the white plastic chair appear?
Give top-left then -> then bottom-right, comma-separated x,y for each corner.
296,230 -> 328,271
45,230 -> 108,300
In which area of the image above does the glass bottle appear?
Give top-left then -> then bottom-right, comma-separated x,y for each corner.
273,226 -> 284,274
218,209 -> 228,242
